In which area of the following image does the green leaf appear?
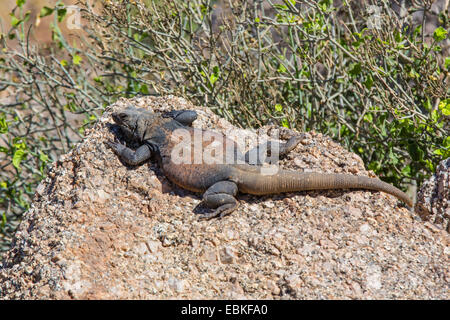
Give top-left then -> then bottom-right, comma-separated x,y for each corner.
408,68 -> 420,79
133,33 -> 141,41
351,38 -> 363,49
423,98 -> 432,111
209,73 -> 218,86
425,159 -> 435,172
445,57 -> 450,70
277,63 -> 287,73
281,119 -> 290,128
39,151 -> 48,163
140,84 -> 150,95
209,66 -> 220,86
64,102 -> 77,112
73,54 -> 82,65
413,25 -> 422,37
10,14 -> 21,27
389,149 -> 398,165
319,0 -> 332,8
408,142 -> 424,161
274,4 -> 288,11
439,99 -> 450,116
433,27 -> 447,42
274,104 -> 283,112
363,113 -> 373,123
368,161 -> 381,172
40,6 -> 54,18
12,149 -> 26,169
444,136 -> 450,148
0,115 -> 8,134
364,74 -> 373,89
1,212 -> 6,230
380,122 -> 387,137
394,30 -> 402,43
57,8 -> 67,22
23,11 -> 31,23
16,0 -> 26,8
349,62 -> 362,76
401,164 -> 411,176
13,138 -> 26,150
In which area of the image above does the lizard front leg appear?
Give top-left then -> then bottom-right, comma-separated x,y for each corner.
201,181 -> 238,219
106,140 -> 153,166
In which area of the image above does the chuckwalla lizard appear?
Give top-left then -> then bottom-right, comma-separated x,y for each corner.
106,106 -> 413,218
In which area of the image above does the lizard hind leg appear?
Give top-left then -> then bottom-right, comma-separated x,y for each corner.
201,181 -> 239,219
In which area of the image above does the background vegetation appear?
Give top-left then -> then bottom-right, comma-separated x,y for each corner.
0,0 -> 448,256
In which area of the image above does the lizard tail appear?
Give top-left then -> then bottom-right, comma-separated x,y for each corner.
236,169 -> 413,207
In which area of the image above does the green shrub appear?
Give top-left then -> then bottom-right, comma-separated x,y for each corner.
0,0 -> 448,255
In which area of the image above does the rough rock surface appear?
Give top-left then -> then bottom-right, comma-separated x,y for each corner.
415,158 -> 450,233
0,96 -> 448,299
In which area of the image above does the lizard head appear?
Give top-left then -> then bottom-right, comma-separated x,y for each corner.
112,106 -> 156,141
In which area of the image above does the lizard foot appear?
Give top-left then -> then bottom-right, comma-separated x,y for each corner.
201,181 -> 238,219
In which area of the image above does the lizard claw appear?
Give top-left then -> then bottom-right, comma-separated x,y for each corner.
104,138 -> 117,148
104,138 -> 125,154
162,110 -> 177,118
198,214 -> 215,221
198,211 -> 221,220
198,203 -> 237,220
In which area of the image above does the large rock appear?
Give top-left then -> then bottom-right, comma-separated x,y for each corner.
0,96 -> 448,299
415,158 -> 450,233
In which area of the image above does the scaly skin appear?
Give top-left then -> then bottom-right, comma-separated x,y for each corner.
106,106 -> 413,218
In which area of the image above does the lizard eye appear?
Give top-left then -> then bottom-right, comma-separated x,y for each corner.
112,112 -> 128,124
